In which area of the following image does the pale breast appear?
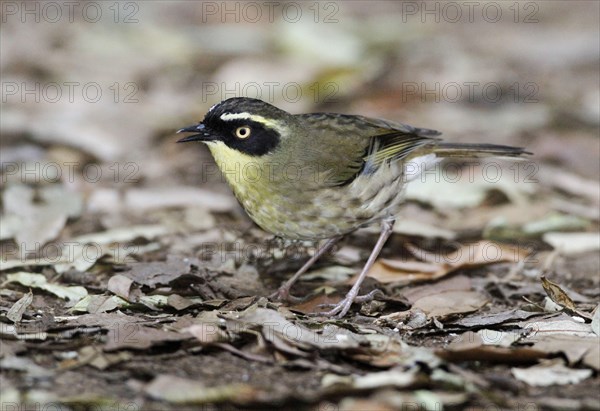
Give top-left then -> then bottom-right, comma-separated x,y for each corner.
241,162 -> 407,240
209,142 -> 408,240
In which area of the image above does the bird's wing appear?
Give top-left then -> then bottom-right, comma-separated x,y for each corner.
296,113 -> 441,186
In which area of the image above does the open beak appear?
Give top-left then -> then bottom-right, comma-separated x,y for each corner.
176,122 -> 212,143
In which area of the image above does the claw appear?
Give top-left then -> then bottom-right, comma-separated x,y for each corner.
269,286 -> 306,304
271,219 -> 395,319
268,236 -> 342,304
313,289 -> 383,318
310,219 -> 395,318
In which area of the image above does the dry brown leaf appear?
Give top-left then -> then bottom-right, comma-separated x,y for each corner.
452,309 -> 542,328
166,294 -> 203,311
61,346 -> 132,371
512,363 -> 593,387
519,314 -> 596,338
104,325 -> 191,351
369,241 -> 529,285
6,291 -> 33,323
184,323 -> 228,344
2,184 -> 83,252
539,276 -> 592,320
582,343 -> 600,370
107,274 -> 134,301
145,375 -> 259,404
527,335 -> 600,369
592,305 -> 600,336
322,368 -> 418,390
439,331 -> 547,364
543,232 -> 600,255
120,256 -> 195,288
538,165 -> 600,204
366,260 -> 447,285
403,275 -> 472,305
380,259 -> 441,273
83,295 -> 124,314
409,241 -> 529,267
540,276 -> 576,311
4,272 -> 87,302
225,306 -> 366,352
290,293 -> 342,314
346,336 -> 409,368
412,290 -> 489,319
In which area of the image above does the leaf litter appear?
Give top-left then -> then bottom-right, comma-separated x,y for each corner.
1,3 -> 599,409
4,223 -> 593,408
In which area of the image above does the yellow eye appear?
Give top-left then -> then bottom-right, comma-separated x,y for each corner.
235,126 -> 251,139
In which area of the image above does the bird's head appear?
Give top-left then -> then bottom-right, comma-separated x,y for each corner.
177,97 -> 294,156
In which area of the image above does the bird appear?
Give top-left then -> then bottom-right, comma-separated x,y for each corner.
177,97 -> 529,318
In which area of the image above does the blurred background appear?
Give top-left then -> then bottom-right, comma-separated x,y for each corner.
2,3 -> 599,407
1,1 -> 598,260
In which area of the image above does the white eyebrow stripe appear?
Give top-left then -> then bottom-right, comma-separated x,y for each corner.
220,112 -> 270,123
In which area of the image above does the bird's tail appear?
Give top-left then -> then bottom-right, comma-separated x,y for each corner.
431,142 -> 531,159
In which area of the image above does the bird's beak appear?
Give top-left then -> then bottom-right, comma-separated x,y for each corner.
176,122 -> 212,143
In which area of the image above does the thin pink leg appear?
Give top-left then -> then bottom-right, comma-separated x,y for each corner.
315,219 -> 394,318
270,236 -> 342,302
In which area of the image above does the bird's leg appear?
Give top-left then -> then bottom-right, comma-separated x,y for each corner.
270,236 -> 342,303
316,219 -> 395,318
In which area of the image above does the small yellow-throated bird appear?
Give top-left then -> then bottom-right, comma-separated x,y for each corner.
178,97 -> 528,318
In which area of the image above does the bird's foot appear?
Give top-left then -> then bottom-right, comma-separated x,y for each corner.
269,285 -> 306,304
312,289 -> 383,319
